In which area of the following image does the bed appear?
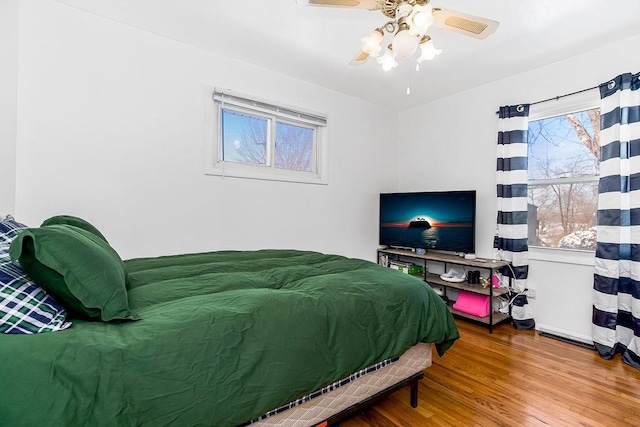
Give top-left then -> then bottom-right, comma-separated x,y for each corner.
0,217 -> 459,426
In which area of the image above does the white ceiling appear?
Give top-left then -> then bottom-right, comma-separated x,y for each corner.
54,0 -> 640,112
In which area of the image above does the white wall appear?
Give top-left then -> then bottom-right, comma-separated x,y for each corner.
0,0 -> 19,216
398,35 -> 640,342
14,0 -> 399,260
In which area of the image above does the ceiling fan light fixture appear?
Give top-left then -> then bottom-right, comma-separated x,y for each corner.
417,36 -> 442,63
299,0 -> 498,80
360,28 -> 384,57
408,4 -> 434,36
391,28 -> 418,58
376,45 -> 398,71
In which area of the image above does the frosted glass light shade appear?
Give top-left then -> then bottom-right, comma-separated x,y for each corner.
361,29 -> 384,57
417,39 -> 442,63
409,4 -> 434,36
391,30 -> 418,58
376,47 -> 398,71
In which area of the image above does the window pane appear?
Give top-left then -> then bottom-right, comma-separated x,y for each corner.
221,109 -> 267,165
528,109 -> 600,180
275,122 -> 314,172
527,182 -> 598,250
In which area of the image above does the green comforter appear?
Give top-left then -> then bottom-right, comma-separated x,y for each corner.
0,250 -> 458,426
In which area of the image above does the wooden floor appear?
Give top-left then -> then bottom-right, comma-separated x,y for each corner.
342,320 -> 640,426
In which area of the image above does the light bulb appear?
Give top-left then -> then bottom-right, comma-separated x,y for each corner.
360,29 -> 384,57
408,4 -> 434,36
413,11 -> 433,28
381,59 -> 397,71
392,30 -> 419,58
376,47 -> 398,72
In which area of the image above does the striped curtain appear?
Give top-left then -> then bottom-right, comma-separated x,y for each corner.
592,72 -> 640,369
496,105 -> 534,330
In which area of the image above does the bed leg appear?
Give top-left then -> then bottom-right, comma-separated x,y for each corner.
410,379 -> 418,408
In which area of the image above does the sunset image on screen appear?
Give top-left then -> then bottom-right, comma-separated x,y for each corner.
379,191 -> 475,253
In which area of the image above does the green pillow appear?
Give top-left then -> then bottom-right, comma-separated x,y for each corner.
10,224 -> 137,322
41,215 -> 109,243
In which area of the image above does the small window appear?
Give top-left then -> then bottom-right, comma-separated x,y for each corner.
206,89 -> 328,184
527,104 -> 600,251
220,109 -> 268,165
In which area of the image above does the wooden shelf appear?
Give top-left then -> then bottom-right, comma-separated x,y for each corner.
378,247 -> 512,333
448,304 -> 511,325
379,248 -> 511,269
426,273 -> 510,297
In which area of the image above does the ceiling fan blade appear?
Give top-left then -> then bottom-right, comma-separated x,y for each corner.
295,0 -> 380,10
349,50 -> 370,66
432,8 -> 499,40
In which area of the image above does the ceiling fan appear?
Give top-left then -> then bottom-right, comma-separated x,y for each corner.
296,0 -> 499,70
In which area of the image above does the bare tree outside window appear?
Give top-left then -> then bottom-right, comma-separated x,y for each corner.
527,108 -> 600,250
275,122 -> 313,172
221,110 -> 267,165
220,109 -> 315,172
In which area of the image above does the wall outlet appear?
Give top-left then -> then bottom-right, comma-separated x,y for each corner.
525,288 -> 536,299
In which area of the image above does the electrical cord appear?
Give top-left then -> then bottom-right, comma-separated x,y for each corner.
493,261 -> 528,309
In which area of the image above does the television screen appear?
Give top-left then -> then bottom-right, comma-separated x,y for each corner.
379,190 -> 476,254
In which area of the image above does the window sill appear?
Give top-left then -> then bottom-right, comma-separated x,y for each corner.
528,246 -> 595,267
205,165 -> 328,185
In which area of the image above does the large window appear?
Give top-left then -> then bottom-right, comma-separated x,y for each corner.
527,101 -> 600,251
206,89 -> 328,184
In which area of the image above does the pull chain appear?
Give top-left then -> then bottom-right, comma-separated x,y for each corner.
407,61 -> 422,96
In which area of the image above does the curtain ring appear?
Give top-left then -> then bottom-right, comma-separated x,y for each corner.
608,80 -> 616,90
516,105 -> 524,113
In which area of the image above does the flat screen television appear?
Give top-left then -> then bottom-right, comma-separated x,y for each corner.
379,190 -> 476,254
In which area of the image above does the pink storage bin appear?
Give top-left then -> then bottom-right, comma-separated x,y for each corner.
452,291 -> 490,317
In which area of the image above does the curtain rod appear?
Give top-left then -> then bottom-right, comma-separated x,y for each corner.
495,84 -> 599,114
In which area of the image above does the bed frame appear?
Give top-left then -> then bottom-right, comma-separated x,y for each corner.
322,371 -> 424,426
250,342 -> 432,427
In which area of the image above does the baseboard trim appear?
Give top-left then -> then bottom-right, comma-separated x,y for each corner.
537,325 -> 595,350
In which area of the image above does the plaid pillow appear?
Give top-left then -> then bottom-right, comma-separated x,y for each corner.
0,259 -> 72,333
0,218 -> 27,245
0,219 -> 71,334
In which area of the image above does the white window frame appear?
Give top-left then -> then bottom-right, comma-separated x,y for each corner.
526,88 -> 600,263
204,88 -> 328,185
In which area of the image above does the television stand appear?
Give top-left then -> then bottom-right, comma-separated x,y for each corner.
377,248 -> 512,333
